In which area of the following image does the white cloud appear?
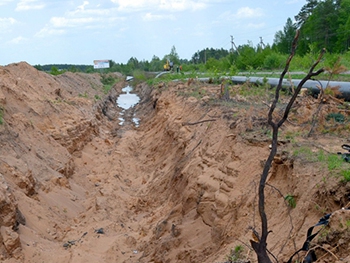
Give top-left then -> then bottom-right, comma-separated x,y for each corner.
33,2 -> 127,39
111,0 -> 206,12
78,1 -> 89,11
8,36 -> 28,44
50,16 -> 98,28
16,0 -> 45,11
236,7 -> 264,19
159,0 -> 206,11
142,12 -> 175,21
35,26 -> 65,37
0,17 -> 17,30
0,0 -> 13,6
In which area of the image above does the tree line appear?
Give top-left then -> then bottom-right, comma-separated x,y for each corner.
35,0 -> 350,76
275,0 -> 350,55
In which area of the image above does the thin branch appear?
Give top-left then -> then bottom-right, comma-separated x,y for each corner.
308,245 -> 339,261
266,183 -> 297,256
278,49 -> 326,128
182,119 -> 216,126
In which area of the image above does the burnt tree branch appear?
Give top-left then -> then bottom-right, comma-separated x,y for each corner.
252,30 -> 325,263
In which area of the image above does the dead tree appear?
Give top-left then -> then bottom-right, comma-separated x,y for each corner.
251,30 -> 325,263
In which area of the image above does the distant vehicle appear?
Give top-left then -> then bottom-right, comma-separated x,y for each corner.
163,60 -> 173,71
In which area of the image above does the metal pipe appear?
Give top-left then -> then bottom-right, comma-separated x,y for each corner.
230,76 -> 350,101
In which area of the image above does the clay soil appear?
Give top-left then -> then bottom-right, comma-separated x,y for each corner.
1,62 -> 350,263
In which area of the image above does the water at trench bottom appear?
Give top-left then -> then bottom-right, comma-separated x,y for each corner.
116,84 -> 140,126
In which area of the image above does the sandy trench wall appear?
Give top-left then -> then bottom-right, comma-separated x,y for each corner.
0,62 -> 109,260
127,84 -> 275,262
127,82 -> 350,263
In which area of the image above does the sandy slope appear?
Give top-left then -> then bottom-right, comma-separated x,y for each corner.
0,62 -> 350,263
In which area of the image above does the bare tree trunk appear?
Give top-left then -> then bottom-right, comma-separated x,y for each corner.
251,30 -> 325,263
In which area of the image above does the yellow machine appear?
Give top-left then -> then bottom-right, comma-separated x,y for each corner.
163,60 -> 173,71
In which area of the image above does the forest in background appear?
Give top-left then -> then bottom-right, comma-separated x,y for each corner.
35,0 -> 350,76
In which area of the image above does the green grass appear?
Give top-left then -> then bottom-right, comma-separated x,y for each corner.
146,71 -> 192,86
226,245 -> 244,262
340,170 -> 350,182
293,147 -> 350,182
101,74 -> 119,94
283,131 -> 302,143
78,92 -> 88,98
346,219 -> 350,228
285,194 -> 296,208
327,154 -> 343,171
0,107 -> 3,125
292,146 -> 318,162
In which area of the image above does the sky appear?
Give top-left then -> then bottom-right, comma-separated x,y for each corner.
0,0 -> 306,66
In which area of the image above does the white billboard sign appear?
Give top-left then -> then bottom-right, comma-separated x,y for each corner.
93,60 -> 110,69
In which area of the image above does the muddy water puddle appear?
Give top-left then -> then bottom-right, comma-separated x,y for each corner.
116,84 -> 140,126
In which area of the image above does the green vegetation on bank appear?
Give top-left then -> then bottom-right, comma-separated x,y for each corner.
101,74 -> 119,94
292,147 -> 350,182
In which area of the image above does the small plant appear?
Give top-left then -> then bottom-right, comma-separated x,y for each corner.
132,69 -> 147,81
346,219 -> 350,228
0,106 -> 3,125
285,194 -> 296,208
226,245 -> 244,262
284,130 -> 300,142
340,169 -> 350,182
101,74 -> 118,94
326,112 -> 345,123
292,146 -> 317,162
327,154 -> 343,171
317,227 -> 330,242
78,92 -> 88,98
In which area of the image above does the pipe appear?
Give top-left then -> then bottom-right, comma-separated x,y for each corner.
229,76 -> 350,101
155,71 -> 171,78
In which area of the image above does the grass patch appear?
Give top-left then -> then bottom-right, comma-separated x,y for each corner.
340,170 -> 350,182
327,154 -> 343,171
0,106 -> 3,125
292,146 -> 318,162
285,194 -> 296,208
101,74 -> 118,94
292,147 -> 350,182
283,130 -> 301,143
146,71 -> 190,86
78,92 -> 88,98
225,245 -> 244,263
179,86 -> 207,99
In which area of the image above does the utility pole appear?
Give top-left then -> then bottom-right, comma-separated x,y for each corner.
231,35 -> 240,55
259,36 -> 266,50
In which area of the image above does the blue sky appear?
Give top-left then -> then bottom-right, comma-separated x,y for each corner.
0,0 -> 306,66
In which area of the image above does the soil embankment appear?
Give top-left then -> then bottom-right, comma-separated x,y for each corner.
0,62 -> 350,263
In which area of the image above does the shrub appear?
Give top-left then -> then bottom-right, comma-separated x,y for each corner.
263,52 -> 286,70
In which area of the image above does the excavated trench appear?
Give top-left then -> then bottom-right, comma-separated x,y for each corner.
1,63 -> 350,263
93,80 -> 350,263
